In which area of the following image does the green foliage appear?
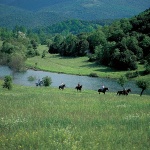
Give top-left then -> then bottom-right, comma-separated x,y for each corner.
89,9 -> 150,70
0,27 -> 13,40
87,29 -> 106,53
59,34 -> 79,57
0,8 -> 150,72
30,39 -> 38,50
41,50 -> 46,58
117,75 -> 128,88
136,79 -> 150,96
144,54 -> 150,74
42,76 -> 52,87
0,0 -> 149,29
89,72 -> 98,77
1,41 -> 14,54
125,71 -> 139,79
2,75 -> 12,90
136,80 -> 149,90
44,19 -> 100,35
26,48 -> 40,58
27,76 -> 36,81
9,53 -> 26,72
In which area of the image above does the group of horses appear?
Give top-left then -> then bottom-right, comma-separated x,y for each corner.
58,83 -> 131,95
36,80 -> 131,95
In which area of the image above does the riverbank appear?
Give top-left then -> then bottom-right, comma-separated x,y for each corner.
26,45 -> 149,80
26,51 -> 149,81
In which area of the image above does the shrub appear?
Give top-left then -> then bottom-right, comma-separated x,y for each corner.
41,50 -> 46,58
89,72 -> 98,77
2,75 -> 12,90
28,76 -> 36,81
125,71 -> 139,79
117,75 -> 128,89
42,76 -> 52,87
88,54 -> 97,62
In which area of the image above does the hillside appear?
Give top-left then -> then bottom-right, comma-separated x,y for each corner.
0,4 -> 68,29
0,0 -> 149,29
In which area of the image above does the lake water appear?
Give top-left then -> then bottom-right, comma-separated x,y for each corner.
0,66 -> 149,95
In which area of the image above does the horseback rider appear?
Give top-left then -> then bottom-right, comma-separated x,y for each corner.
101,85 -> 105,90
77,83 -> 80,87
61,82 -> 64,86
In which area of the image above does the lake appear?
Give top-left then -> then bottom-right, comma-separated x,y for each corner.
0,66 -> 149,95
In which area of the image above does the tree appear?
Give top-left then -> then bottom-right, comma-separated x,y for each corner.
136,79 -> 149,96
87,29 -> 106,53
30,39 -> 38,50
95,41 -> 116,65
42,76 -> 52,87
3,75 -> 12,90
1,41 -> 14,54
143,53 -> 150,74
76,39 -> 89,56
117,75 -> 128,89
59,34 -> 78,56
9,53 -> 26,72
111,49 -> 137,70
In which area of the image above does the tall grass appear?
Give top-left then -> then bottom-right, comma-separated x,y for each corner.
0,82 -> 150,150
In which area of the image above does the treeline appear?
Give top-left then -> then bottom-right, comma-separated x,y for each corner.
0,9 -> 150,74
33,19 -> 114,35
48,8 -> 150,72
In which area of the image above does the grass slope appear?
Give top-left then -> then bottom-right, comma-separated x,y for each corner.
0,81 -> 150,149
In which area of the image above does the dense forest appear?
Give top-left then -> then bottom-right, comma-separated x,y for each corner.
0,9 -> 150,75
0,0 -> 149,28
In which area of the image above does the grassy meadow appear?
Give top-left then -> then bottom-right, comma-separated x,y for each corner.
0,81 -> 150,150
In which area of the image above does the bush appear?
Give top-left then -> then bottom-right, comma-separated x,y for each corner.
41,50 -> 46,58
28,76 -> 36,81
89,72 -> 98,77
125,71 -> 139,79
42,76 -> 52,87
3,75 -> 12,90
88,54 -> 97,62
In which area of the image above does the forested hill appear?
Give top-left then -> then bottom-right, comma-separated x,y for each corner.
47,8 -> 150,72
0,9 -> 150,75
0,0 -> 150,29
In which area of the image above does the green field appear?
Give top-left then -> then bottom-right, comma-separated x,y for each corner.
26,45 -> 149,80
0,81 -> 150,150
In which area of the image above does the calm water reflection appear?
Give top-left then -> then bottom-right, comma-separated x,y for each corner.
0,66 -> 149,95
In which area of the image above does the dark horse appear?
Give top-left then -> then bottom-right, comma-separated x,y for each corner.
98,87 -> 109,94
75,85 -> 82,92
59,84 -> 65,90
117,88 -> 131,96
